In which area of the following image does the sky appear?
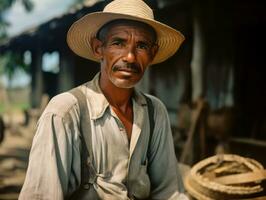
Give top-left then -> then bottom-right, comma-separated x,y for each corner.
5,0 -> 74,36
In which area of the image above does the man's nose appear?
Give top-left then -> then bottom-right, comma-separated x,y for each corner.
123,46 -> 136,63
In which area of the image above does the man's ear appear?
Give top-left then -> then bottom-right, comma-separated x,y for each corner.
91,37 -> 103,59
150,44 -> 159,61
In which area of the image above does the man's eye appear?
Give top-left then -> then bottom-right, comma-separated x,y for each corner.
137,43 -> 149,50
111,40 -> 124,46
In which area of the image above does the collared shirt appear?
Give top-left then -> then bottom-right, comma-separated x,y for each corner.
19,73 -> 188,200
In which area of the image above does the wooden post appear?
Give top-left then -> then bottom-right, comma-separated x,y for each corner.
58,49 -> 74,92
190,1 -> 206,102
30,49 -> 43,108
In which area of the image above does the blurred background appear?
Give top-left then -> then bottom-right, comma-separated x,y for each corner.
0,0 -> 265,199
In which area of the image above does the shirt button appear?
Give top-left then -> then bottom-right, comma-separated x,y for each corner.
83,183 -> 90,190
119,127 -> 124,131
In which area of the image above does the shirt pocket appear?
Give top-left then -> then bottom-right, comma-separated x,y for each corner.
131,160 -> 151,199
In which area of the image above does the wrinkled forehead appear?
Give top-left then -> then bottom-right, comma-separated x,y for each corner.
96,19 -> 157,42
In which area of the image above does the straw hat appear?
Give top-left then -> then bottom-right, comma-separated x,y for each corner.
67,0 -> 185,65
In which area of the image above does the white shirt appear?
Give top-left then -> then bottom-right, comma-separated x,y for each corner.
19,73 -> 188,200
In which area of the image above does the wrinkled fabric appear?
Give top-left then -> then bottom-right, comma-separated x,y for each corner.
19,73 -> 188,200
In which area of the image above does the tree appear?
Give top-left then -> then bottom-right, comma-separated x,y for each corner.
0,0 -> 34,41
0,0 -> 33,88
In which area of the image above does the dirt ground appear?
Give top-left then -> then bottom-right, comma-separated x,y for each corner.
0,124 -> 35,200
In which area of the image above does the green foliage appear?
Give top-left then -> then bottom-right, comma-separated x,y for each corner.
0,21 -> 8,42
0,0 -> 34,41
68,0 -> 86,10
21,0 -> 34,11
0,0 -> 33,79
0,0 -> 33,12
0,0 -> 16,11
0,102 -> 30,113
0,52 -> 30,80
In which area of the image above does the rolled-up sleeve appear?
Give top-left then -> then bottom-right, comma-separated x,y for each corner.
148,98 -> 188,200
19,95 -> 81,200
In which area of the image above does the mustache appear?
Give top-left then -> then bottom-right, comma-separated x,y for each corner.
112,63 -> 141,73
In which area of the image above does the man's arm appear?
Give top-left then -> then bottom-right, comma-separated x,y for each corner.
148,97 -> 188,200
19,94 -> 81,200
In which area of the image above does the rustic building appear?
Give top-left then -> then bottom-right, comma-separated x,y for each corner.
0,0 -> 266,165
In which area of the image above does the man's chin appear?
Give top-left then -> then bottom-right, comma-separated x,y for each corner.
111,78 -> 139,89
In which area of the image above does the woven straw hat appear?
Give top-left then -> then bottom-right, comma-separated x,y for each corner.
67,0 -> 185,65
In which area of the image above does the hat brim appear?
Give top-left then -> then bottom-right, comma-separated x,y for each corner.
67,12 -> 185,65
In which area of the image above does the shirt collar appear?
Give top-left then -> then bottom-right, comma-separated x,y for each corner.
83,73 -> 147,120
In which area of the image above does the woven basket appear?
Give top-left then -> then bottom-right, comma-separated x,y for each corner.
185,154 -> 266,200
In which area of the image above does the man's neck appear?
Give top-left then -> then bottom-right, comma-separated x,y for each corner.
99,73 -> 134,140
99,75 -> 134,112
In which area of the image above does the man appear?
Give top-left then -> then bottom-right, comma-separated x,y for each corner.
19,0 -> 187,199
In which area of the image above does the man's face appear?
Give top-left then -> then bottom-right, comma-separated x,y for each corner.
94,21 -> 158,89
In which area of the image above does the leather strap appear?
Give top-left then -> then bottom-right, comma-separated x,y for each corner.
143,94 -> 155,163
69,87 -> 97,187
70,89 -> 155,199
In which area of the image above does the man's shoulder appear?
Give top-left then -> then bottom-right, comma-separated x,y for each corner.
143,93 -> 166,109
42,91 -> 79,118
141,93 -> 170,122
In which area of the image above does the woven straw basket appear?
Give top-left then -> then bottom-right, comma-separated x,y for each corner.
184,154 -> 266,200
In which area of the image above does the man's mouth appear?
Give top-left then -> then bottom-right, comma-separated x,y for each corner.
117,68 -> 138,73
113,65 -> 140,74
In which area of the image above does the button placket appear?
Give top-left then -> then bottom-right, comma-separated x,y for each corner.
116,120 -> 129,146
